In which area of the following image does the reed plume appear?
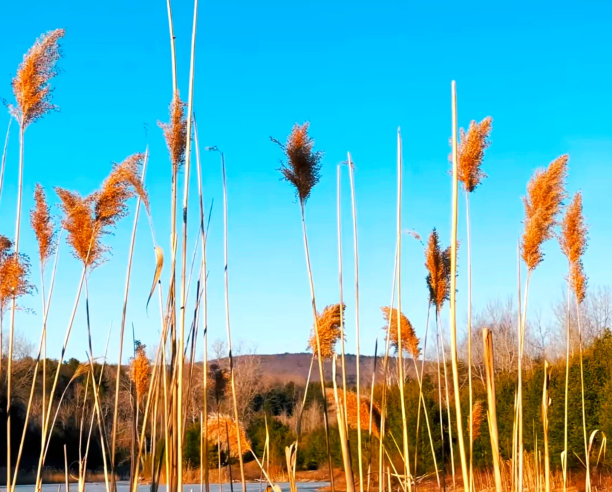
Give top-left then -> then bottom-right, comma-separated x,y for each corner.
131,345 -> 151,403
159,93 -> 187,173
309,303 -> 345,359
560,192 -> 587,303
457,117 -> 492,192
327,388 -> 381,438
469,400 -> 485,442
56,153 -> 148,266
11,29 -> 65,128
381,306 -> 419,358
30,184 -> 55,267
273,123 -> 323,203
521,155 -> 568,270
425,228 -> 451,313
0,251 -> 33,312
206,413 -> 251,457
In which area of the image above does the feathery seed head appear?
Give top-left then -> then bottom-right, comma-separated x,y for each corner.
206,413 -> 251,457
11,29 -> 65,128
0,251 -> 33,312
131,345 -> 150,402
273,123 -> 323,204
159,93 -> 187,174
327,389 -> 381,437
381,306 -> 419,358
560,192 -> 587,265
309,303 -> 345,359
56,153 -> 148,267
0,236 -> 13,256
470,400 -> 485,442
521,155 -> 568,270
31,184 -> 55,266
425,229 -> 451,313
570,260 -> 587,305
457,117 -> 492,192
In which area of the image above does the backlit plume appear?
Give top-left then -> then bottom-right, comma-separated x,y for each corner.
521,155 -> 568,270
559,192 -> 588,304
30,184 -> 55,267
56,153 -> 148,267
206,413 -> 251,457
381,306 -> 420,358
0,237 -> 33,313
273,123 -> 322,204
309,303 -> 345,359
425,228 -> 451,313
457,117 -> 492,192
131,345 -> 151,403
159,93 -> 187,174
12,29 -> 65,128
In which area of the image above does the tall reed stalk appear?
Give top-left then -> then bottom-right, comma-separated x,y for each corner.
449,80 -> 469,492
542,360 -> 551,492
0,119 -> 11,205
347,152 -> 364,491
482,329 -> 502,492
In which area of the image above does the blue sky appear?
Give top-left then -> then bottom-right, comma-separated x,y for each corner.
1,1 -> 611,362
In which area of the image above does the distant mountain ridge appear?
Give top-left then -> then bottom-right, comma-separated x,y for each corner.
215,352 -> 423,387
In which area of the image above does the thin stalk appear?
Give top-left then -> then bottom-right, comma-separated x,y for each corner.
11,235 -> 61,492
332,355 -> 356,492
7,124 -> 25,490
337,163 -> 349,430
110,149 -> 149,491
437,313 -> 456,487
177,2 -> 199,489
465,191 -> 474,492
221,154 -> 247,492
299,201 -> 336,491
450,80 -> 469,492
563,281 -> 570,492
348,152 -> 364,492
542,360 -> 550,492
0,118 -> 11,205
518,269 -> 532,492
435,313 -> 447,491
395,128 -> 413,492
576,299 -> 590,491
35,264 -> 89,492
194,119 -> 210,492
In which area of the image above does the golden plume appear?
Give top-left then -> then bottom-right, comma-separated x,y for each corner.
326,388 -> 381,438
469,400 -> 485,442
56,153 -> 148,267
206,413 -> 251,457
0,246 -> 33,312
425,228 -> 451,313
30,184 -> 55,266
159,93 -> 187,174
131,345 -> 150,403
381,306 -> 419,358
309,303 -> 345,359
559,192 -> 588,304
521,155 -> 568,270
273,123 -> 323,203
11,29 -> 65,128
457,117 -> 492,192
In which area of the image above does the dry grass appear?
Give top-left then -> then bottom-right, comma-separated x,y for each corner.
273,123 -> 323,203
424,228 -> 451,313
469,400 -> 484,442
309,303 -> 345,359
381,306 -> 419,358
457,117 -> 492,193
11,29 -> 65,128
521,155 -> 568,270
159,93 -> 187,173
30,184 -> 55,266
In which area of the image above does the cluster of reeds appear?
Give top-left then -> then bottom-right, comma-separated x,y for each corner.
2,9 -> 603,492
